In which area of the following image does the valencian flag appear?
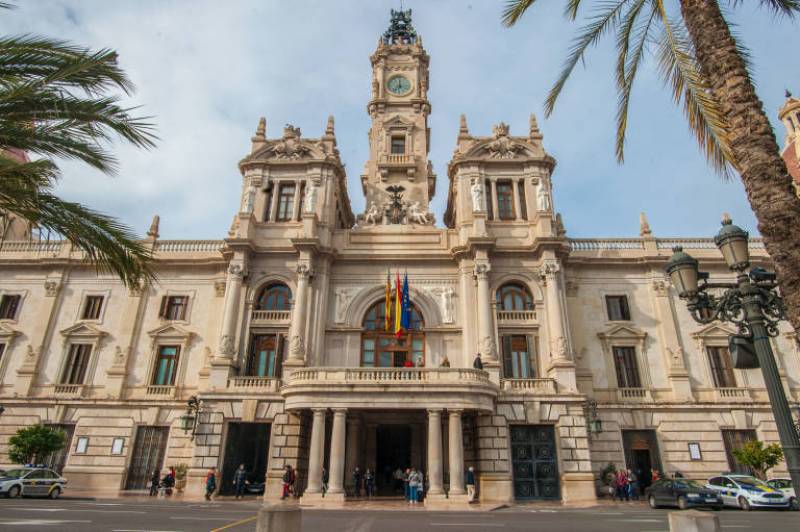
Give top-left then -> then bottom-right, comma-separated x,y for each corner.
394,271 -> 403,337
384,270 -> 392,332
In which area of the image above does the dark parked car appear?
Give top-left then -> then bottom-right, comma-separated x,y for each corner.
243,473 -> 265,495
646,479 -> 723,510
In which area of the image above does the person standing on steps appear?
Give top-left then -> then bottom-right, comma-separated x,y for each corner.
465,466 -> 476,503
364,468 -> 375,498
352,466 -> 363,497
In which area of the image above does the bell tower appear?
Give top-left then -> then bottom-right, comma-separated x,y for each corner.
359,9 -> 436,226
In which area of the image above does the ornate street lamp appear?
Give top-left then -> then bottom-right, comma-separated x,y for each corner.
665,215 -> 800,494
584,400 -> 602,437
179,396 -> 203,440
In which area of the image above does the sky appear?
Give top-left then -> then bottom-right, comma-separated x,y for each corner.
3,1 -> 799,239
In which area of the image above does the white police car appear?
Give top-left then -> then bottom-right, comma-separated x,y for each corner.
706,474 -> 790,510
766,478 -> 798,510
0,466 -> 67,499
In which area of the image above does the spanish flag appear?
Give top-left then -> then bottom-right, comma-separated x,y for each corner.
394,270 -> 403,337
384,270 -> 392,332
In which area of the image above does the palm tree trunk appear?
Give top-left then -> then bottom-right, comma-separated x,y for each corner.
680,0 -> 800,334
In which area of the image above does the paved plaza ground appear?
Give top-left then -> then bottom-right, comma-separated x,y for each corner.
0,497 -> 797,531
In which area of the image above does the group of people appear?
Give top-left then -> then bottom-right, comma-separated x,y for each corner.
149,466 -> 176,497
351,467 -> 376,497
149,464 -> 252,500
610,468 -> 661,501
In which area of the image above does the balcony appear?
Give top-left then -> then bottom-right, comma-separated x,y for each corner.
146,385 -> 175,397
715,387 -> 752,402
496,310 -> 537,324
54,384 -> 84,397
379,154 -> 415,167
227,376 -> 281,392
616,387 -> 652,403
251,309 -> 291,325
282,367 -> 497,412
501,378 -> 557,395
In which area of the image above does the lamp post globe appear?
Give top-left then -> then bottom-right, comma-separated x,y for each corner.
179,413 -> 195,433
665,246 -> 700,298
714,214 -> 750,272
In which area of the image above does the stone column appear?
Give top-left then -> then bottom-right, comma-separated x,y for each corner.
291,180 -> 302,221
448,410 -> 466,495
287,263 -> 312,364
512,178 -> 522,221
344,417 -> 361,493
474,263 -> 497,362
305,408 -> 326,495
542,259 -> 568,361
269,180 -> 281,222
328,408 -> 347,498
218,263 -> 244,357
427,409 -> 444,496
490,179 -> 499,220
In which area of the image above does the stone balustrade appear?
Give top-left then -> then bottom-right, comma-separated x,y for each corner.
146,385 -> 175,397
569,239 -> 645,251
617,387 -> 652,403
501,378 -> 557,394
53,384 -> 83,396
496,309 -> 537,323
251,309 -> 291,324
379,154 -> 415,166
715,387 -> 752,401
154,240 -> 224,253
227,376 -> 281,392
290,367 -> 490,384
0,240 -> 62,253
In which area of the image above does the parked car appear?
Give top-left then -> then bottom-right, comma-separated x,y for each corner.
706,474 -> 790,511
243,473 -> 265,495
645,479 -> 723,510
766,478 -> 798,510
0,466 -> 67,499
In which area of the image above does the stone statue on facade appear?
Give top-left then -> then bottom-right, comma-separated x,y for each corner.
478,336 -> 496,359
537,184 -> 551,212
407,201 -> 431,225
486,122 -> 525,159
470,178 -> 484,212
241,184 -> 256,214
268,125 -> 311,160
304,184 -> 318,214
334,287 -> 356,323
289,334 -> 305,359
364,202 -> 382,226
431,287 -> 455,323
219,334 -> 234,356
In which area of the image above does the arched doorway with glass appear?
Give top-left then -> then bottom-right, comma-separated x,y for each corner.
246,282 -> 292,377
360,300 -> 425,367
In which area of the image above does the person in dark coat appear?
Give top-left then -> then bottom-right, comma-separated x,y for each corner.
149,469 -> 160,496
233,464 -> 247,500
281,465 -> 295,499
364,468 -> 375,498
352,467 -> 363,497
473,353 -> 483,370
204,467 -> 217,501
465,466 -> 476,502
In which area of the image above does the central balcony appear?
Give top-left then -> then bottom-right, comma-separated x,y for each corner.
250,309 -> 291,325
281,367 -> 497,412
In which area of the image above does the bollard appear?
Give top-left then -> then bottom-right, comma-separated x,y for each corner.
668,510 -> 720,532
255,503 -> 302,532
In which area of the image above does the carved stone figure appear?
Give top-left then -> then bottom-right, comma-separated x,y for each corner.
431,287 -> 454,323
268,125 -> 311,160
486,122 -> 525,159
470,178 -> 484,212
372,77 -> 379,98
407,201 -> 430,225
44,279 -> 61,297
364,202 -> 382,226
537,184 -> 551,212
228,263 -> 244,278
554,336 -> 570,359
478,336 -> 495,358
147,215 -> 160,239
219,334 -> 234,355
289,334 -> 305,358
241,184 -> 256,214
214,280 -> 226,297
334,287 -> 356,324
304,184 -> 318,214
473,263 -> 490,278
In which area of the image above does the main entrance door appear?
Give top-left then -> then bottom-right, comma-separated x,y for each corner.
125,426 -> 169,490
510,425 -> 560,500
622,430 -> 663,493
220,422 -> 271,495
375,425 -> 411,496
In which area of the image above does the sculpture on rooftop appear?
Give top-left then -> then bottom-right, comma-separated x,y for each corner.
382,9 -> 417,44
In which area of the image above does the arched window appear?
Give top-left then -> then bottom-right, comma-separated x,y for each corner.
496,282 -> 534,311
360,300 -> 424,367
255,283 -> 292,311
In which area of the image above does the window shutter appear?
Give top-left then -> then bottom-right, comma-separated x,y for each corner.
501,335 -> 513,378
158,296 -> 168,318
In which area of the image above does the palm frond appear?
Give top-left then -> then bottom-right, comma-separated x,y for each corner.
653,3 -> 734,177
544,1 -> 635,116
0,157 -> 155,287
615,1 -> 657,163
501,0 -> 539,27
730,0 -> 800,17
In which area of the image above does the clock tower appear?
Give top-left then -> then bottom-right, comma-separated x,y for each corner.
359,9 -> 436,226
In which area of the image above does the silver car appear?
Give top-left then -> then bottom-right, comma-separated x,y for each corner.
0,467 -> 67,499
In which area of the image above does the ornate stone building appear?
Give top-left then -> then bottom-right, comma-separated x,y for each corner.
1,11 -> 798,505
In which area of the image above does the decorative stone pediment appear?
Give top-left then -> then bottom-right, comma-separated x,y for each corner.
246,125 -> 328,162
690,323 -> 736,340
147,323 -> 194,342
597,324 -> 647,342
460,131 -> 535,161
383,115 -> 414,129
60,322 -> 108,340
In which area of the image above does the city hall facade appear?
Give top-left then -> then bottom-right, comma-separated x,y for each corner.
0,11 -> 798,505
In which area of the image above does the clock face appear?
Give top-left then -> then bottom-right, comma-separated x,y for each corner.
387,75 -> 412,95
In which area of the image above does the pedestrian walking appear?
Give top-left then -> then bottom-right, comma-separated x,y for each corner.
322,467 -> 329,496
233,464 -> 247,500
403,468 -> 411,501
149,469 -> 160,496
281,465 -> 295,500
204,466 -> 217,501
473,353 -> 483,370
626,469 -> 638,500
614,469 -> 629,501
465,466 -> 476,503
364,468 -> 375,498
408,468 -> 421,505
352,466 -> 363,497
